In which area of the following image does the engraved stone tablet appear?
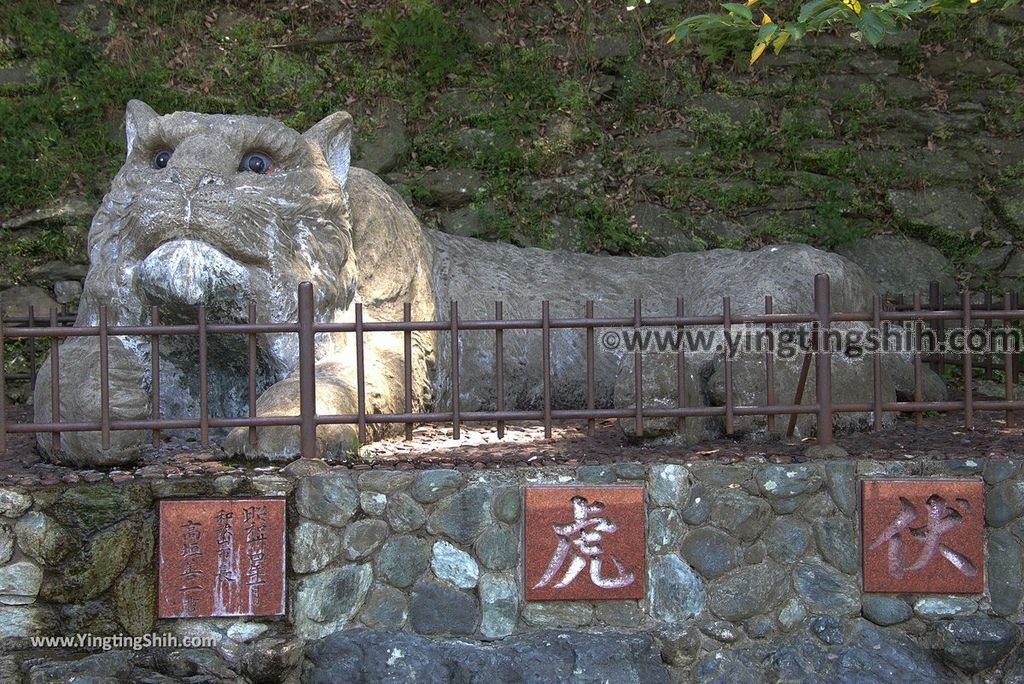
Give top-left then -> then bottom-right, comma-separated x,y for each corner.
158,498 -> 286,618
862,479 -> 984,594
524,486 -> 645,601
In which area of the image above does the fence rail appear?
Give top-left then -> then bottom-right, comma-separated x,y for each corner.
2,275 -> 1023,459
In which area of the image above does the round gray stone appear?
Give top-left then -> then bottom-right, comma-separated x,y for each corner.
756,464 -> 822,512
292,520 -> 346,574
778,598 -> 807,630
937,616 -> 1018,673
431,540 -> 479,589
377,535 -> 429,589
479,572 -> 518,638
357,471 -> 413,494
793,560 -> 860,616
710,491 -> 771,542
699,619 -> 739,643
824,463 -> 856,516
680,527 -> 742,579
984,459 -> 1020,485
764,519 -> 810,564
861,595 -> 913,626
986,481 -> 1024,527
708,562 -> 788,621
813,517 -> 858,574
914,596 -> 977,618
0,524 -> 14,565
835,236 -> 957,299
408,580 -> 479,635
0,488 -> 32,517
576,465 -> 616,483
427,485 -> 492,545
343,519 -> 389,561
411,470 -> 464,504
295,475 -> 359,528
359,584 -> 408,629
648,508 -> 685,555
810,616 -> 844,645
385,492 -> 426,533
649,464 -> 690,508
492,487 -> 521,524
648,554 -> 706,623
522,602 -> 594,628
988,528 -> 1024,616
293,563 -> 372,640
680,483 -> 710,525
474,525 -> 518,571
0,561 -> 43,605
359,492 -> 387,517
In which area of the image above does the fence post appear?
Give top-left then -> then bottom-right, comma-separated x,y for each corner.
814,273 -> 833,446
297,282 -> 317,459
0,317 -> 5,455
929,281 -> 944,375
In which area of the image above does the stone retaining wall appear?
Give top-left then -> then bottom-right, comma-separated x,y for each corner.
1,458 -> 1023,682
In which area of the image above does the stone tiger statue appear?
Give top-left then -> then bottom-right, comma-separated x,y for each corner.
34,101 -> 937,465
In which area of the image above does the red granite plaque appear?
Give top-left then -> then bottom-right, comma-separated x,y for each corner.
158,498 -> 286,618
862,479 -> 984,594
524,486 -> 645,601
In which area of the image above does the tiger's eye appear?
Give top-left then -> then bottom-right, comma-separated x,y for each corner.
153,150 -> 172,169
240,152 -> 274,174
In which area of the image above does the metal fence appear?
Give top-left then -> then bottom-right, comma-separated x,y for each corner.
2,274 -> 1023,459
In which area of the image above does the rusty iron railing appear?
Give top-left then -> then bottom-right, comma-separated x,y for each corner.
2,274 -> 1023,459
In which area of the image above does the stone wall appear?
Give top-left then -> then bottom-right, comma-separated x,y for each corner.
1,458 -> 1023,682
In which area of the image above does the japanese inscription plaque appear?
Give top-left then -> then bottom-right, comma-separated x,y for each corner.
861,479 -> 984,594
524,486 -> 645,601
158,498 -> 286,618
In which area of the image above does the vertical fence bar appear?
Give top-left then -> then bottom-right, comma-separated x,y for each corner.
788,344 -> 813,438
929,281 -> 944,375
585,300 -> 595,437
963,290 -> 974,431
99,305 -> 111,450
198,304 -> 209,448
450,301 -> 461,440
723,296 -> 733,436
913,293 -> 923,427
1,318 -> 6,454
872,295 -> 882,432
542,300 -> 552,439
404,303 -> 414,441
48,308 -> 60,454
1005,292 -> 1016,428
677,297 -> 686,435
984,293 -> 994,380
298,282 -> 318,458
633,299 -> 643,438
814,273 -> 834,447
354,301 -> 367,446
247,303 -> 257,446
151,307 -> 163,447
1011,290 -> 1019,385
27,306 -> 37,390
496,301 -> 505,439
764,296 -> 774,434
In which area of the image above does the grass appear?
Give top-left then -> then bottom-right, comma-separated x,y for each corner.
0,0 -> 1021,285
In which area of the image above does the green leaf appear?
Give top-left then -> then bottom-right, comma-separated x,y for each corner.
756,21 -> 779,43
772,30 -> 791,54
798,0 -> 839,22
855,10 -> 887,44
722,2 -> 754,20
786,21 -> 807,40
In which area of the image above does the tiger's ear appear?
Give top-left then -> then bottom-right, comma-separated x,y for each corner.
303,111 -> 354,189
125,99 -> 159,159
